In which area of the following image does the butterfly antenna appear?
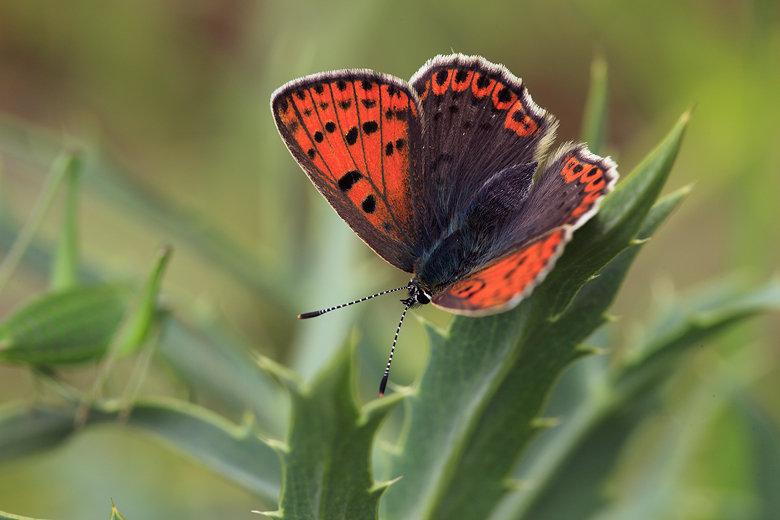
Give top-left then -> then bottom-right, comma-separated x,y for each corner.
379,301 -> 411,397
298,285 -> 409,319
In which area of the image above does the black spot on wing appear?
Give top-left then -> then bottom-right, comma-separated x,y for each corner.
338,170 -> 363,192
361,194 -> 376,213
363,121 -> 378,135
345,127 -> 359,145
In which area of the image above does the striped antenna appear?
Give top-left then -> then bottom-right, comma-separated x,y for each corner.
379,301 -> 411,397
298,285 -> 409,319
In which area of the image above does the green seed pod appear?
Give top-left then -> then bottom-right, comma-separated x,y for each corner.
0,284 -> 133,366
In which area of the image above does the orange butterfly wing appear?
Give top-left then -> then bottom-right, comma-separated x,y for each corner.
271,72 -> 424,272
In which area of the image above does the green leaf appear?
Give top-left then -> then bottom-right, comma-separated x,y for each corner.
110,500 -> 128,520
0,150 -> 82,296
736,396 -> 780,520
500,280 -> 779,520
538,109 -> 691,320
50,151 -> 82,291
383,113 -> 690,520
159,312 -> 289,438
0,398 -> 282,502
0,510 -> 50,520
492,185 -> 691,520
75,245 -> 173,420
114,244 -> 173,357
615,278 -> 780,397
264,344 -> 404,519
580,55 -> 609,155
0,283 -> 133,365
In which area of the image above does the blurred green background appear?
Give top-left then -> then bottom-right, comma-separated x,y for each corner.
0,0 -> 778,518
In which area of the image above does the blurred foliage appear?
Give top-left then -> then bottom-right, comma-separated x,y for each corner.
0,0 -> 778,519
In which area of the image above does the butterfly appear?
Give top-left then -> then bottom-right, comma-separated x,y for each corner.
271,54 -> 618,395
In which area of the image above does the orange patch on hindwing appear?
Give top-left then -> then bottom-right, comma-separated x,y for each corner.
439,229 -> 566,312
558,152 -> 609,223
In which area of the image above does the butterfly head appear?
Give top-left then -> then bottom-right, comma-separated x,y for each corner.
402,279 -> 432,308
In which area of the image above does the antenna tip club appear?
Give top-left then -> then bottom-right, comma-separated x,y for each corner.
298,311 -> 321,319
379,374 -> 389,397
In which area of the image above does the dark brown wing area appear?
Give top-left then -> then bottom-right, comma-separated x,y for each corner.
409,54 -> 559,235
271,71 -> 425,272
432,145 -> 618,315
508,144 -> 619,245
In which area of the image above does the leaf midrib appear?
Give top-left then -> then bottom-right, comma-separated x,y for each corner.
414,305 -> 540,520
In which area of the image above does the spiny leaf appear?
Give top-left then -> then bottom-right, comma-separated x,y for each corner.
271,344 -> 404,520
540,109 -> 692,319
383,113 -> 690,520
109,499 -> 128,520
502,280 -> 779,520
497,187 -> 692,520
615,278 -> 780,397
382,303 -> 535,520
0,398 -> 282,502
429,184 -> 688,520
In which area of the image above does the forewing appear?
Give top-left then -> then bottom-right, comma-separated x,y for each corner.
271,71 -> 425,272
409,54 -> 558,232
432,228 -> 568,316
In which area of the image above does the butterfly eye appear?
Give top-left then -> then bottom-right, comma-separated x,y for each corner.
416,290 -> 432,305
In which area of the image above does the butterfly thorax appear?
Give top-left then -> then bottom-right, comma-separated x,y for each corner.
414,219 -> 513,298
413,229 -> 483,296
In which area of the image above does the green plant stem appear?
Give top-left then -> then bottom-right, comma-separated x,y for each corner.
50,157 -> 81,290
0,151 -> 80,296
